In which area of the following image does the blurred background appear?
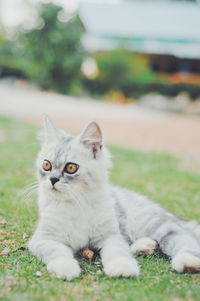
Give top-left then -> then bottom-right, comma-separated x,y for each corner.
1,0 -> 200,165
1,2 -> 200,299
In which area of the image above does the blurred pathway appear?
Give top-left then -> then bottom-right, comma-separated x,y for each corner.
0,84 -> 200,162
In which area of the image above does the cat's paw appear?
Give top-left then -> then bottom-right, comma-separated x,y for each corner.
47,257 -> 81,280
103,256 -> 140,278
131,237 -> 157,255
172,252 -> 200,273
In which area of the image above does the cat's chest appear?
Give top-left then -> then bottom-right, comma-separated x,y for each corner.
43,202 -> 106,251
65,209 -> 91,249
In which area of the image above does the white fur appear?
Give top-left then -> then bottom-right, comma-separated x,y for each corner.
28,119 -> 137,280
103,256 -> 140,277
131,238 -> 157,255
28,118 -> 200,280
172,252 -> 200,273
47,257 -> 81,280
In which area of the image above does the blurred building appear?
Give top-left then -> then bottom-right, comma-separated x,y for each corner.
79,1 -> 200,75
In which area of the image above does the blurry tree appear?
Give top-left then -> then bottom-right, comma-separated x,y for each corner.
0,34 -> 26,78
18,3 -> 85,94
95,50 -> 156,90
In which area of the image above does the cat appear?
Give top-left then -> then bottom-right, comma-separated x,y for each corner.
28,116 -> 200,280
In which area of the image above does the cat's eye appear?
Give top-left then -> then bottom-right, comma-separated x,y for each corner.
42,160 -> 52,171
64,163 -> 79,174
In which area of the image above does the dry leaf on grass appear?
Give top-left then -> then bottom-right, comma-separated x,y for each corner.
35,271 -> 42,277
0,219 -> 7,226
5,276 -> 16,291
22,233 -> 28,239
0,230 -> 7,236
80,248 -> 94,260
2,240 -> 16,246
0,247 -> 10,257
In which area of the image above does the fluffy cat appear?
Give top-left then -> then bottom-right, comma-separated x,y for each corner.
28,117 -> 200,280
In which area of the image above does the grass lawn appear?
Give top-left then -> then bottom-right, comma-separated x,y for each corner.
0,116 -> 200,301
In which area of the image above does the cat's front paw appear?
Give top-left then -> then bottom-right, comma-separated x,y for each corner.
172,252 -> 200,273
104,256 -> 140,278
131,237 -> 157,255
47,257 -> 81,280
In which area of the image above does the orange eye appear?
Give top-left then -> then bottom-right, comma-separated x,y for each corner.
65,163 -> 79,174
42,160 -> 52,171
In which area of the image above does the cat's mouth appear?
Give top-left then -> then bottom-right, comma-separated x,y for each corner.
52,187 -> 60,192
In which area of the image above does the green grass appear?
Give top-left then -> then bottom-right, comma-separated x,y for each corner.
0,116 -> 200,301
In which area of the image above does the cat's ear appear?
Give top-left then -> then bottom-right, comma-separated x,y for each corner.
80,121 -> 103,158
42,115 -> 61,143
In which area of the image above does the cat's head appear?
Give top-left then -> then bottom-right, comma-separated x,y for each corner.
37,116 -> 111,202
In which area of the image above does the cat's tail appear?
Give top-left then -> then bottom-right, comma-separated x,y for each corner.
181,220 -> 200,242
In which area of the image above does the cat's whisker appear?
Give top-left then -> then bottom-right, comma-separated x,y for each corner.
19,182 -> 39,203
20,181 -> 38,192
21,185 -> 38,196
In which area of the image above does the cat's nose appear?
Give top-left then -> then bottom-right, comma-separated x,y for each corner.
50,177 -> 59,186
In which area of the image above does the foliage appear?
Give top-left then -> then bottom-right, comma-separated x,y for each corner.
84,50 -> 156,97
1,117 -> 200,300
0,35 -> 26,78
1,4 -> 200,100
17,3 -> 85,94
124,83 -> 200,99
84,76 -> 200,100
96,50 -> 156,87
96,50 -> 133,89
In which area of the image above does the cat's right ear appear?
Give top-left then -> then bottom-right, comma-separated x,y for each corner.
79,121 -> 103,159
39,115 -> 60,144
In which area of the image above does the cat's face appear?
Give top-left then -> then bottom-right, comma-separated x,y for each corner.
37,117 -> 111,202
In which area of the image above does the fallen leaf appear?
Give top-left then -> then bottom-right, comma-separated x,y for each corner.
0,219 -> 7,226
0,247 -> 10,257
22,233 -> 27,239
35,271 -> 42,277
0,263 -> 6,268
4,240 -> 16,245
5,276 -> 16,291
80,248 -> 94,260
192,275 -> 200,279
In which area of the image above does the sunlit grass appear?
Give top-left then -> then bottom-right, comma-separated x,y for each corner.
0,117 -> 200,301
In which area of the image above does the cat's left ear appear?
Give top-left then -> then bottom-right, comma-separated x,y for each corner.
80,121 -> 103,158
42,115 -> 61,144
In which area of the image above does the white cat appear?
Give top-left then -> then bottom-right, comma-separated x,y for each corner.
28,117 -> 200,280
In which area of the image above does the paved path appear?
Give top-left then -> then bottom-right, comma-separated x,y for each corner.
0,85 -> 200,160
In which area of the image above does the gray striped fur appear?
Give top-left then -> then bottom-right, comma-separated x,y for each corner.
111,186 -> 200,262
